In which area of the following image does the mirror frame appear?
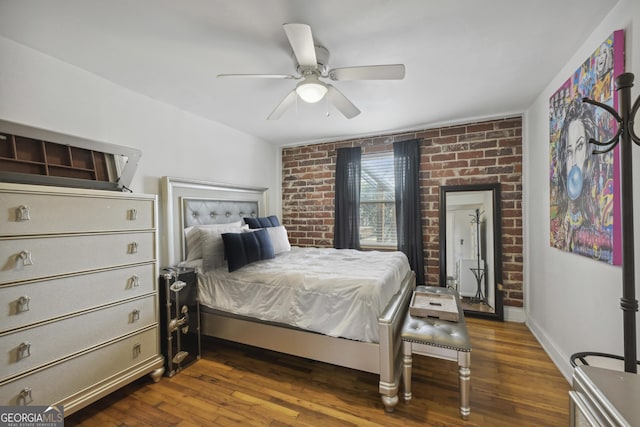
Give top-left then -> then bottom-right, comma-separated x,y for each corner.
439,183 -> 504,320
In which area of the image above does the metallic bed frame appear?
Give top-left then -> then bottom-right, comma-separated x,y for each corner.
160,176 -> 415,411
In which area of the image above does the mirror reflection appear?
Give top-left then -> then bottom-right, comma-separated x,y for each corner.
440,183 -> 503,320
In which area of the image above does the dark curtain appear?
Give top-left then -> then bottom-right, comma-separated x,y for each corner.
394,139 -> 425,284
334,147 -> 361,249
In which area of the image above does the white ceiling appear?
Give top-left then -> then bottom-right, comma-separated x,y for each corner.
0,0 -> 618,146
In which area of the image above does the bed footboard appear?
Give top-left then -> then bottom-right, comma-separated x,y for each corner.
199,269 -> 415,412
378,270 -> 416,412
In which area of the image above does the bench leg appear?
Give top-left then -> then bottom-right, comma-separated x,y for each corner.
458,351 -> 471,419
402,341 -> 412,401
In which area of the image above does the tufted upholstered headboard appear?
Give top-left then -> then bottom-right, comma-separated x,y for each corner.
182,198 -> 259,228
160,176 -> 268,266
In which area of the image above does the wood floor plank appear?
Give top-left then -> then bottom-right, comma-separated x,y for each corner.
66,317 -> 570,426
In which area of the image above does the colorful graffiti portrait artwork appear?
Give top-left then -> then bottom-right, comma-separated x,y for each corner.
549,30 -> 624,265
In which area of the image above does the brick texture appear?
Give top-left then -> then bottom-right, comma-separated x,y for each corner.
281,117 -> 523,308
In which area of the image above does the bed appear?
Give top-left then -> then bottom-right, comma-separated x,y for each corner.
160,176 -> 416,411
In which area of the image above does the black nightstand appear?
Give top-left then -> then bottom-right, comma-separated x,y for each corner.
159,267 -> 201,376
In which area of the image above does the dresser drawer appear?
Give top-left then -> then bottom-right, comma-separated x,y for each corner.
1,263 -> 156,332
0,190 -> 155,236
1,295 -> 158,382
0,327 -> 160,407
0,232 -> 155,285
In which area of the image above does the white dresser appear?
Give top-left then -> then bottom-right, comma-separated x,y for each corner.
0,182 -> 164,416
570,365 -> 640,426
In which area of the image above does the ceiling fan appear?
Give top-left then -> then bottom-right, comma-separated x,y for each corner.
217,23 -> 405,120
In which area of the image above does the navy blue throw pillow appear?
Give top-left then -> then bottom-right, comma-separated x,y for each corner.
244,215 -> 280,229
222,229 -> 275,272
253,228 -> 275,259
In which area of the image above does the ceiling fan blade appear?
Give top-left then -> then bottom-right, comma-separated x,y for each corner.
326,85 -> 360,119
217,73 -> 296,79
267,90 -> 298,120
283,23 -> 317,69
329,64 -> 406,81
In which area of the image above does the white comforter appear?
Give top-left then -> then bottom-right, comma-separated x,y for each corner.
196,247 -> 411,343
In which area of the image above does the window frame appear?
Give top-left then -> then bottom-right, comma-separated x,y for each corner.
359,151 -> 397,249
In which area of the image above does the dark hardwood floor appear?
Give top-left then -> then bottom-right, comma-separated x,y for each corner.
66,318 -> 570,426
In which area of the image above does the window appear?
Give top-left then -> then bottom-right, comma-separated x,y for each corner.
360,152 -> 397,248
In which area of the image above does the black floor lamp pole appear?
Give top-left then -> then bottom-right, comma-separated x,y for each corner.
583,72 -> 639,374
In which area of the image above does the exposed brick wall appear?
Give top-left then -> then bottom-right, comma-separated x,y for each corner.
281,117 -> 523,308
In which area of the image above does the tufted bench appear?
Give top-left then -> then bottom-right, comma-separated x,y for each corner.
401,285 -> 472,419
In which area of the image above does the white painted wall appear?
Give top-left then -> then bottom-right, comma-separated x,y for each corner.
524,0 -> 640,381
0,36 -> 281,266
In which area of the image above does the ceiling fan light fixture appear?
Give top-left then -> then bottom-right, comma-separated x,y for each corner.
223,23 -> 405,119
295,75 -> 327,103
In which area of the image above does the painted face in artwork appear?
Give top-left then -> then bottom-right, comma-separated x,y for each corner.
565,119 -> 588,201
595,44 -> 613,79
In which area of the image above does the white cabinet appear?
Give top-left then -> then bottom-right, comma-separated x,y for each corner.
0,182 -> 164,416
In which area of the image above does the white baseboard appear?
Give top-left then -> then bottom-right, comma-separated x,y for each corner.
498,308 -> 574,384
526,315 -> 573,383
503,305 -> 526,323
478,306 -> 572,384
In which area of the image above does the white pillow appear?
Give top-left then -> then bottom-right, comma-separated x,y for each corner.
200,224 -> 249,271
184,221 -> 243,261
266,225 -> 291,255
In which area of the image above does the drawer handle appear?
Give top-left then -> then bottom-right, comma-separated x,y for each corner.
132,343 -> 141,358
17,296 -> 31,313
129,275 -> 140,289
131,309 -> 140,323
17,342 -> 31,360
18,388 -> 33,405
128,242 -> 138,254
17,205 -> 31,221
19,250 -> 34,266
129,208 -> 138,221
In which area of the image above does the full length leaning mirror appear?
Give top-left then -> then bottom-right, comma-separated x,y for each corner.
439,183 -> 504,320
